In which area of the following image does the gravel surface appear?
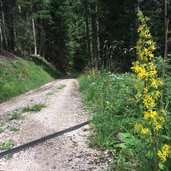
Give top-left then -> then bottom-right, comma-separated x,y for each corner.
0,79 -> 111,171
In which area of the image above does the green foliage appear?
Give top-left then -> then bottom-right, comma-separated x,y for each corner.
9,103 -> 46,120
9,111 -> 24,121
22,103 -> 46,113
0,128 -> 4,133
79,71 -> 140,169
7,126 -> 18,132
30,55 -> 62,78
46,84 -> 66,96
0,139 -> 15,151
79,69 -> 171,170
0,56 -> 56,102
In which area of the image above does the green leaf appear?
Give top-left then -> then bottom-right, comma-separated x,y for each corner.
114,143 -> 127,149
119,132 -> 132,140
159,162 -> 165,170
162,135 -> 171,140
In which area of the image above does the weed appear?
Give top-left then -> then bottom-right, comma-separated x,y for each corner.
46,84 -> 65,96
79,71 -> 139,169
0,127 -> 4,133
22,103 -> 46,113
0,139 -> 15,151
9,111 -> 23,120
7,126 -> 18,132
4,154 -> 13,160
57,84 -> 66,90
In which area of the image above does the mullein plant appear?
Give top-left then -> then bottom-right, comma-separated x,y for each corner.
132,10 -> 170,170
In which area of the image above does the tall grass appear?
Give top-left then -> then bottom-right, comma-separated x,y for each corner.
79,71 -> 140,169
79,70 -> 171,170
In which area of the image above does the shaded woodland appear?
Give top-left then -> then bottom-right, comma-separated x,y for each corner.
0,0 -> 170,72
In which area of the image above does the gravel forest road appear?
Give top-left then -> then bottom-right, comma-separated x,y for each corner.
0,79 -> 110,171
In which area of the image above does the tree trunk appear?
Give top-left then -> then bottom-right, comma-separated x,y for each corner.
163,0 -> 168,61
9,0 -> 16,51
32,18 -> 37,56
91,3 -> 100,69
161,0 -> 169,106
96,5 -> 100,69
84,0 -> 91,59
0,0 -> 3,52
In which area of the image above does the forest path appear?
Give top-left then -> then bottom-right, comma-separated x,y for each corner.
0,79 -> 109,171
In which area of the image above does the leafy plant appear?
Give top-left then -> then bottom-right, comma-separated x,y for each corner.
22,103 -> 46,113
0,127 -> 4,133
79,71 -> 139,169
46,84 -> 66,96
9,111 -> 23,120
132,10 -> 171,170
0,139 -> 15,151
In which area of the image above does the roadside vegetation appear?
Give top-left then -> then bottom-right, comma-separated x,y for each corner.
0,55 -> 59,103
0,139 -> 15,151
0,103 -> 46,134
79,11 -> 171,171
79,69 -> 171,170
46,84 -> 66,96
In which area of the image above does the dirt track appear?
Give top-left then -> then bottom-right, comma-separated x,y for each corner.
0,79 -> 110,171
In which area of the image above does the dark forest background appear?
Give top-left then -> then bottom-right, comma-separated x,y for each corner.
0,0 -> 170,72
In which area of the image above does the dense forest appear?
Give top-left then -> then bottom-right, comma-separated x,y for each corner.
0,0 -> 170,72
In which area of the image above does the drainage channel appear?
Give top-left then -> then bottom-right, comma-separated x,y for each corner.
0,121 -> 89,159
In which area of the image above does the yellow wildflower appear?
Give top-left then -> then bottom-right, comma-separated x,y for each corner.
144,87 -> 148,93
148,62 -> 156,70
151,78 -> 158,88
144,111 -> 150,120
157,144 -> 171,162
149,70 -> 157,78
155,122 -> 161,130
134,123 -> 143,131
144,110 -> 157,121
150,111 -> 157,119
141,128 -> 149,135
156,91 -> 161,98
137,66 -> 149,80
157,116 -> 165,121
143,95 -> 155,109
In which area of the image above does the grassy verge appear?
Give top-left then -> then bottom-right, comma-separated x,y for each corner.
0,55 -> 59,102
79,71 -> 139,169
79,70 -> 171,170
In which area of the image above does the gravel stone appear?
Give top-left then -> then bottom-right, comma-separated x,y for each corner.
0,79 -> 111,171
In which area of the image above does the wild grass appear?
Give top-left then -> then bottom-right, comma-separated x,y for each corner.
79,70 -> 171,170
0,56 -> 58,102
0,103 -> 46,134
0,139 -> 15,151
9,111 -> 24,120
46,84 -> 66,96
9,103 -> 46,120
79,71 -> 139,168
22,103 -> 46,113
